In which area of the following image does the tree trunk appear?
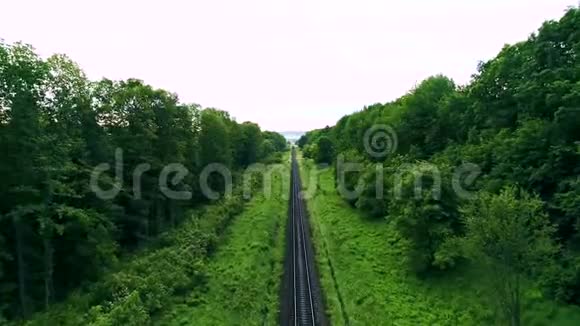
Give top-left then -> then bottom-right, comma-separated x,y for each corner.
168,199 -> 175,229
155,197 -> 163,235
512,275 -> 521,326
13,217 -> 29,317
43,237 -> 54,309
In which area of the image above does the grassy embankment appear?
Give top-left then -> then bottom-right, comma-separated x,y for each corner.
159,157 -> 291,325
299,154 -> 580,325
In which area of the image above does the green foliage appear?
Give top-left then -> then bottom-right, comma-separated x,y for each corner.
297,6 -> 580,320
89,291 -> 150,326
315,136 -> 334,164
334,149 -> 366,207
301,161 -> 491,324
158,162 -> 289,325
263,131 -> 287,152
302,143 -> 318,160
23,191 -> 249,325
198,109 -> 232,168
397,76 -> 457,157
389,163 -> 461,274
236,122 -> 263,167
260,139 -> 276,159
460,187 -> 559,325
0,39 -> 287,321
301,159 -> 580,325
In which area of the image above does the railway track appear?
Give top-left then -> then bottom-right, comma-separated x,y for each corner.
281,149 -> 326,326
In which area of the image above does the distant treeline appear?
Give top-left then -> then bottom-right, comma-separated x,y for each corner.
0,41 -> 286,320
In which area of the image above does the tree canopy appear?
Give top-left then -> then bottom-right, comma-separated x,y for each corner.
297,7 -> 580,324
0,40 -> 286,320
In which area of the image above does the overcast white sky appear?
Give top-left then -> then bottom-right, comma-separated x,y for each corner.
0,0 -> 577,131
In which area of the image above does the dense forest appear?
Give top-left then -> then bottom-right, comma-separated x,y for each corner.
298,7 -> 580,324
3,5 -> 580,326
0,41 -> 287,321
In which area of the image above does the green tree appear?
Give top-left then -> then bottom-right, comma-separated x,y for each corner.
236,122 -> 262,167
0,42 -> 52,316
461,188 -> 559,326
316,136 -> 334,164
260,139 -> 276,159
263,131 -> 287,152
199,109 -> 232,168
0,38 -> 289,320
390,163 -> 461,274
